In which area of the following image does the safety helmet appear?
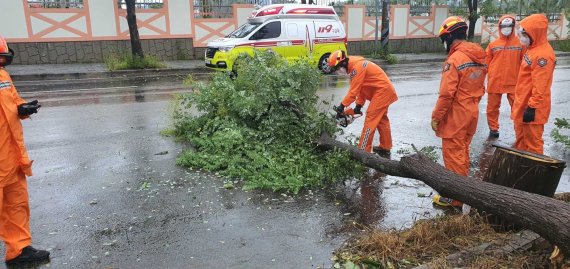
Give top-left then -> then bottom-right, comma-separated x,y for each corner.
328,50 -> 346,67
0,36 -> 14,66
438,16 -> 468,37
500,17 -> 515,28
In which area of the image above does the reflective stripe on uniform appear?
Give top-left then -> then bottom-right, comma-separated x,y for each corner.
0,81 -> 11,90
456,62 -> 486,71
361,128 -> 371,150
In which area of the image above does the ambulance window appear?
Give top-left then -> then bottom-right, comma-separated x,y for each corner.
250,21 -> 281,40
227,23 -> 260,38
287,23 -> 299,37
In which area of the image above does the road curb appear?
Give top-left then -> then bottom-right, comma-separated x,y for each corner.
11,66 -> 211,82
11,51 -> 570,80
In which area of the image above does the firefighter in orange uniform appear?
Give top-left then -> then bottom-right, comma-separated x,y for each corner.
430,17 -> 487,207
511,14 -> 556,155
485,15 -> 525,138
0,36 -> 50,265
329,50 -> 398,156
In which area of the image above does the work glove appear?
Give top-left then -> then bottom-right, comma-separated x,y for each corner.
431,120 -> 438,132
334,103 -> 345,118
18,100 -> 41,117
522,107 -> 536,123
354,104 -> 363,115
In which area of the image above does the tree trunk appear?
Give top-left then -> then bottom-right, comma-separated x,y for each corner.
466,0 -> 479,40
482,143 -> 566,230
316,132 -> 570,254
126,0 -> 144,58
380,0 -> 390,48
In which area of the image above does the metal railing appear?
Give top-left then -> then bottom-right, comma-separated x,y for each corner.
393,0 -> 432,16
28,0 -> 84,8
193,0 -> 236,18
192,0 -> 566,20
117,0 -> 164,9
450,0 -> 566,22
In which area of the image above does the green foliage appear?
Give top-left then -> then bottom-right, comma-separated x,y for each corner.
396,145 -> 440,162
171,51 -> 363,193
105,54 -> 165,71
557,39 -> 570,52
551,118 -> 570,149
368,47 -> 399,65
479,0 -> 499,17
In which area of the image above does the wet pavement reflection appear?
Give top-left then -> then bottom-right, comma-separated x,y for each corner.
7,59 -> 569,268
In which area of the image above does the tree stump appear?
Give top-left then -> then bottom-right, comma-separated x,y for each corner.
482,143 -> 566,230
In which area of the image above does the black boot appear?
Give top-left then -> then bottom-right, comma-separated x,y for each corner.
373,146 -> 391,158
5,246 -> 50,265
489,130 -> 499,138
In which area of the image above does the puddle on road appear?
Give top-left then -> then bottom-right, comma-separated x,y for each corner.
20,66 -> 570,234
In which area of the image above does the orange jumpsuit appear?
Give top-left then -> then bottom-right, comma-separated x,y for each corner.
0,68 -> 33,260
485,15 -> 525,133
341,57 -> 398,153
432,41 -> 487,176
511,14 -> 555,155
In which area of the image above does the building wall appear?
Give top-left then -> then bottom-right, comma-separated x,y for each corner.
1,0 -> 567,64
10,38 -> 195,65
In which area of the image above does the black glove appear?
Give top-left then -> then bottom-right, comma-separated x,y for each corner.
354,104 -> 363,115
18,100 -> 41,117
522,107 -> 535,123
334,103 -> 345,117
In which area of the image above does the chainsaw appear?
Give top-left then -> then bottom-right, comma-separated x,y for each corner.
333,106 -> 362,127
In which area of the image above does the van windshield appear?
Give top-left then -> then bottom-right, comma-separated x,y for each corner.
226,23 -> 261,38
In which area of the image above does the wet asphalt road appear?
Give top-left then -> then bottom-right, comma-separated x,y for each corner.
2,59 -> 569,268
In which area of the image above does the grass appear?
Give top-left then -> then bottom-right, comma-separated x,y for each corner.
333,214 -> 554,269
105,54 -> 166,71
558,39 -> 570,52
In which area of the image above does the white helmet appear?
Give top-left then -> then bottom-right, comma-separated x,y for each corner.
500,17 -> 515,28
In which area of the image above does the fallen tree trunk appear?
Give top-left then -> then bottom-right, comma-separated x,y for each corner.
316,133 -> 570,254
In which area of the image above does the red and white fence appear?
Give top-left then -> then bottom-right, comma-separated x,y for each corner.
2,0 -> 568,48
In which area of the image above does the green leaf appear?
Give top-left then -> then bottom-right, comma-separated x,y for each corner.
170,51 -> 363,193
344,261 -> 360,269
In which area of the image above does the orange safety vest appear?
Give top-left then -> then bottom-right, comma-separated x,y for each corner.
341,56 -> 397,108
0,68 -> 32,179
432,41 -> 487,138
511,14 -> 555,125
486,15 -> 526,94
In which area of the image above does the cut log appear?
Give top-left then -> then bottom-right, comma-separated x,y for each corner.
482,143 -> 566,229
483,143 -> 565,197
316,132 -> 570,254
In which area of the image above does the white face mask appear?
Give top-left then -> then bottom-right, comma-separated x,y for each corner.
500,27 -> 513,36
519,34 -> 531,46
443,42 -> 448,51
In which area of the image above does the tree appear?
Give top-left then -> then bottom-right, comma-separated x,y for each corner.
466,0 -> 480,39
316,132 -> 570,255
125,0 -> 144,58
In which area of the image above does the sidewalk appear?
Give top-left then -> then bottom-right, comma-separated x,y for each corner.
8,51 -> 570,80
8,60 -> 208,79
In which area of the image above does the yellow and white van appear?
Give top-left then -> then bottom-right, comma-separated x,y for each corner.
204,4 -> 347,74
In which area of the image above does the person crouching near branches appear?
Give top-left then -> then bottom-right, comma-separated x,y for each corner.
330,50 -> 398,158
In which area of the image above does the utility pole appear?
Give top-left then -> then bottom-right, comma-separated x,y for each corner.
374,0 -> 380,53
380,0 -> 390,49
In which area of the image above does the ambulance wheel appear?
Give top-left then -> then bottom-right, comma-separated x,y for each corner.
319,53 -> 333,74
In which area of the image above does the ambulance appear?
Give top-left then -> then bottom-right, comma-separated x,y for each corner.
204,4 -> 347,74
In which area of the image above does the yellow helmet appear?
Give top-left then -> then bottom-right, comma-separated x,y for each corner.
438,16 -> 468,37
